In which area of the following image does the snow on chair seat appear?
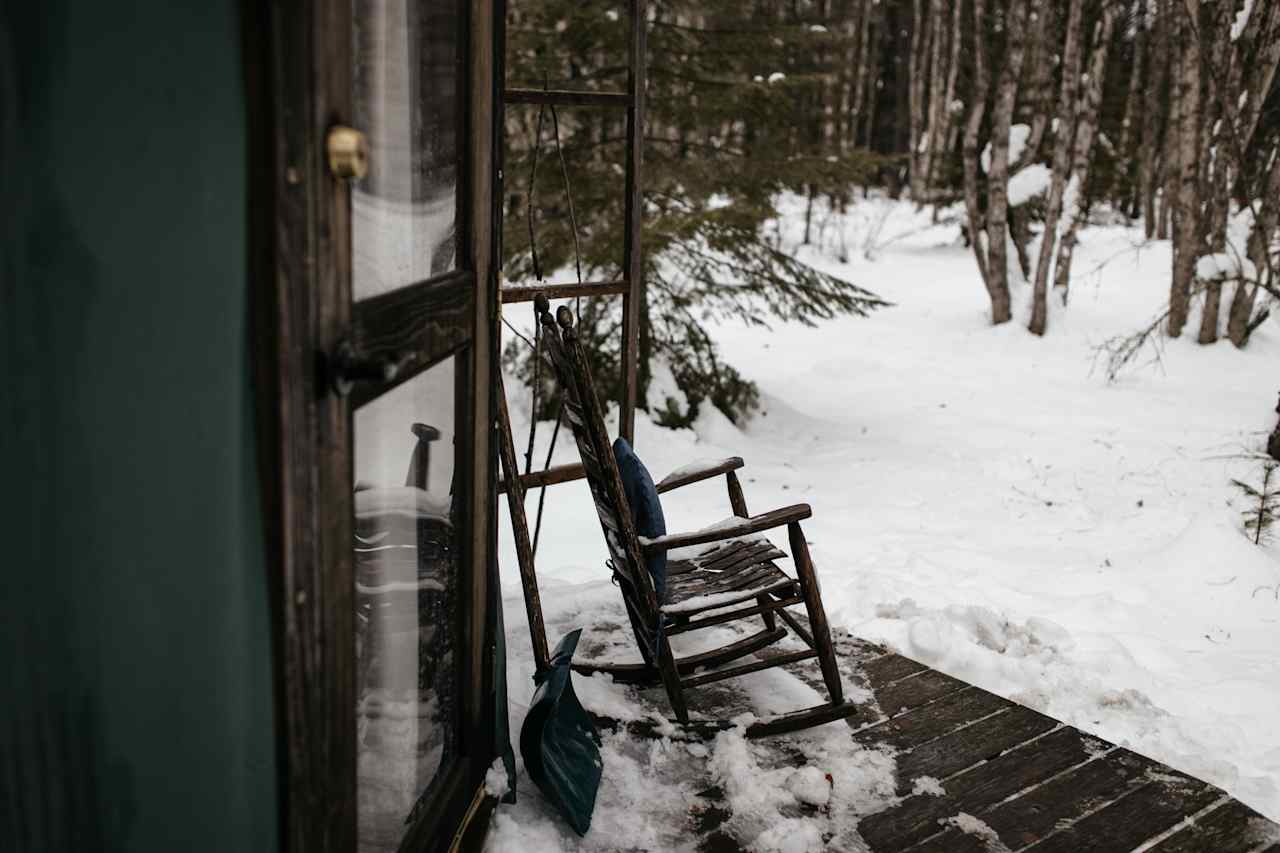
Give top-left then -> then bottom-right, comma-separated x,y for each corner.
662,539 -> 797,616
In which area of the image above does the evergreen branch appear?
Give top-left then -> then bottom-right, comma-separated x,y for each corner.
1231,478 -> 1263,499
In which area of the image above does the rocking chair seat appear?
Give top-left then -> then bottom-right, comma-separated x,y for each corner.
663,537 -> 798,615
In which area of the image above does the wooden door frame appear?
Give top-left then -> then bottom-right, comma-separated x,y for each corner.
245,1 -> 500,851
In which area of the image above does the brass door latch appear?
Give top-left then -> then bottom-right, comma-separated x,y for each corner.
326,125 -> 369,180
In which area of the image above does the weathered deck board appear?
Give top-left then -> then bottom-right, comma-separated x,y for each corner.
1148,798 -> 1280,852
852,685 -> 1013,750
855,726 -> 1102,850
690,629 -> 1279,852
873,669 -> 970,718
863,652 -> 929,685
1026,778 -> 1221,853
977,747 -> 1156,847
892,705 -> 1059,794
845,633 -> 1279,852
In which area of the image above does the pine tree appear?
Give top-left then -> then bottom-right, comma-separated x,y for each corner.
1233,462 -> 1279,546
503,0 -> 888,425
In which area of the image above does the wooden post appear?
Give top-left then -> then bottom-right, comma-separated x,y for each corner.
725,471 -> 749,518
727,471 -> 778,632
788,521 -> 843,705
496,373 -> 551,673
619,0 -> 646,443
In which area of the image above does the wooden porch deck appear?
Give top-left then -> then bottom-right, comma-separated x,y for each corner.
695,631 -> 1280,852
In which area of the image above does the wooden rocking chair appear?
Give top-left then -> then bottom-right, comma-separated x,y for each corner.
530,298 -> 859,738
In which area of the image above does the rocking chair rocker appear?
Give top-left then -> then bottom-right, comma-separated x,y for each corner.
532,298 -> 859,738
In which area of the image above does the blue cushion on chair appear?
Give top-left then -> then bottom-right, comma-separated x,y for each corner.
611,438 -> 667,603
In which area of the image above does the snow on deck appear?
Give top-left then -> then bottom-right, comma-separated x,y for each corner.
491,194 -> 1280,849
490,598 -> 1280,852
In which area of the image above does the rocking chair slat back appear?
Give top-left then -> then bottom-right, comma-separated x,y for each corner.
536,303 -> 662,632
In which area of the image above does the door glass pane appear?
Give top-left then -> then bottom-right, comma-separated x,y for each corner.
353,0 -> 460,300
354,358 -> 459,852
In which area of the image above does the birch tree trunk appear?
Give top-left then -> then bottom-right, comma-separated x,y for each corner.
940,0 -> 967,177
908,0 -> 932,200
1114,0 -> 1146,214
1167,0 -> 1201,339
1197,3 -> 1233,344
1228,148 -> 1280,346
1007,5 -> 1051,281
1199,2 -> 1280,344
929,0 -> 965,190
1053,3 -> 1121,304
918,0 -> 950,198
850,0 -> 876,147
983,0 -> 1031,323
1028,0 -> 1085,336
864,23 -> 881,155
836,0 -> 864,152
1141,0 -> 1167,238
1015,5 -> 1053,171
962,0 -> 992,290
1158,0 -> 1180,241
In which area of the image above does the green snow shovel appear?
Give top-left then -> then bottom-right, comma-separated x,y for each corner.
519,628 -> 602,836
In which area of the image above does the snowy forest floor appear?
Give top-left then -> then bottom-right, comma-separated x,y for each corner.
487,195 -> 1280,850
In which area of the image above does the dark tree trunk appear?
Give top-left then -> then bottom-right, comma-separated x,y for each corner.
961,0 -> 992,292
1168,0 -> 1200,339
1141,0 -> 1167,238
1029,0 -> 1085,336
1053,3 -> 1121,305
983,0 -> 1032,324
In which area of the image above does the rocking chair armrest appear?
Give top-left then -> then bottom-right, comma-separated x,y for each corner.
639,503 -> 812,554
655,456 -> 745,494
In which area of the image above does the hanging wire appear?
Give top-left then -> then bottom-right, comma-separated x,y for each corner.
525,87 -> 548,284
522,311 -> 542,479
501,316 -> 535,350
549,101 -> 585,324
530,98 -> 589,557
531,406 -> 564,556
508,75 -> 591,558
521,81 -> 550,479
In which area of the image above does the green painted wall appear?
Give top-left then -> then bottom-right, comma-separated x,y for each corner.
1,3 -> 279,851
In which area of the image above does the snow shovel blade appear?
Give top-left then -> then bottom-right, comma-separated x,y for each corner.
519,628 -> 602,836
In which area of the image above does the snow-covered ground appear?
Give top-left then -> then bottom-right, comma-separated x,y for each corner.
487,195 -> 1280,849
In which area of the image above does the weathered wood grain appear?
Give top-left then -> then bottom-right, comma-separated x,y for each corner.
872,669 -> 969,718
892,705 -> 1058,793
349,271 -> 474,408
1027,774 -> 1221,853
706,541 -> 788,571
673,636 -> 1280,853
681,648 -> 817,689
496,374 -> 549,670
972,747 -> 1155,849
667,562 -> 790,604
642,504 -> 813,553
500,279 -> 628,302
618,0 -> 647,442
772,602 -> 815,649
854,686 -> 1012,750
1148,798 -> 1280,853
863,653 -> 930,687
664,593 -> 805,635
654,457 -> 746,493
572,627 -> 787,685
726,470 -> 750,516
856,726 -> 1099,851
789,520 -> 844,704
